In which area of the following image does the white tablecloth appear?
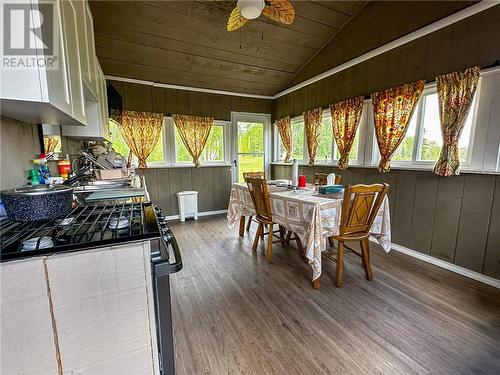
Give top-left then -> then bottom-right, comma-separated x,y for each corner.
227,183 -> 391,281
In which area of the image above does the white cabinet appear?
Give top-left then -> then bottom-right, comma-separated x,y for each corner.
60,0 -> 86,125
0,0 -> 103,127
62,59 -> 110,140
46,244 -> 159,374
0,258 -> 60,374
76,0 -> 98,96
0,243 -> 160,375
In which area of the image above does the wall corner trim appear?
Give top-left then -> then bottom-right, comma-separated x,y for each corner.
273,1 -> 498,99
371,238 -> 500,289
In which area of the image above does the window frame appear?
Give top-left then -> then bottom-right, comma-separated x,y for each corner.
166,116 -> 231,167
371,83 -> 479,169
273,107 -> 365,167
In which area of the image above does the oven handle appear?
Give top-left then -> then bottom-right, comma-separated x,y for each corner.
153,235 -> 183,277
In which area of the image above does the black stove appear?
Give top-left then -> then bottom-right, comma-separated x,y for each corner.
0,202 -> 165,261
0,201 -> 183,375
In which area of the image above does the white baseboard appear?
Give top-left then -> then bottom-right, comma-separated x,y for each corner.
164,209 -> 228,221
370,238 -> 500,289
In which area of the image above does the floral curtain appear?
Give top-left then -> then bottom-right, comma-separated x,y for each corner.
172,114 -> 214,167
330,96 -> 364,169
44,136 -> 60,154
433,66 -> 480,176
276,116 -> 292,163
372,80 -> 425,173
304,107 -> 323,166
111,109 -> 163,168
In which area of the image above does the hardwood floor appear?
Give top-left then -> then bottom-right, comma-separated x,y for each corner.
169,215 -> 500,375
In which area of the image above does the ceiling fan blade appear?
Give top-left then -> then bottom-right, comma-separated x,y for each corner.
227,7 -> 248,31
262,0 -> 295,25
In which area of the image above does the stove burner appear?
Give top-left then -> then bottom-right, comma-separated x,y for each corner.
22,236 -> 54,251
109,218 -> 129,230
0,203 -> 162,261
58,217 -> 75,226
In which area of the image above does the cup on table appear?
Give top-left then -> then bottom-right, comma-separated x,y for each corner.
298,175 -> 307,188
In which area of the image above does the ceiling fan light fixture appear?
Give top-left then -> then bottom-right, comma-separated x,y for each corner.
237,0 -> 265,20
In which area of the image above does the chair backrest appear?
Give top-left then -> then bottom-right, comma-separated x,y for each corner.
339,183 -> 389,236
314,173 -> 328,186
245,177 -> 272,223
243,171 -> 265,179
314,173 -> 342,185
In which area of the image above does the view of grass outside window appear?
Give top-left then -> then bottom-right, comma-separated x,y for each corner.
390,92 -> 475,163
237,122 -> 264,182
175,125 -> 224,163
392,109 -> 418,161
418,93 -> 474,162
334,131 -> 360,162
278,121 -> 305,161
109,119 -> 164,164
316,116 -> 333,163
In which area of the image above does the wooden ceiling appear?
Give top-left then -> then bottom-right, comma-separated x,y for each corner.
90,1 -> 367,96
90,1 -> 477,97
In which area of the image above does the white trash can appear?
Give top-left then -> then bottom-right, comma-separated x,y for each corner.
176,191 -> 198,222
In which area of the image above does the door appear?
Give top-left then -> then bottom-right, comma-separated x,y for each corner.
231,113 -> 271,183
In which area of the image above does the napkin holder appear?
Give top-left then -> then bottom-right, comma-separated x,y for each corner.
318,185 -> 344,194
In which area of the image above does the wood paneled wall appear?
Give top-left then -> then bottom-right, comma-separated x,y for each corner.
107,79 -> 270,217
272,164 -> 500,280
274,5 -> 500,119
140,167 -> 231,217
108,80 -> 273,121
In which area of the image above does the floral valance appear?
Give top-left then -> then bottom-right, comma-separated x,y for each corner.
330,96 -> 364,169
276,116 -> 292,163
304,107 -> 323,166
372,80 -> 425,173
111,109 -> 163,168
433,66 -> 480,176
172,114 -> 214,167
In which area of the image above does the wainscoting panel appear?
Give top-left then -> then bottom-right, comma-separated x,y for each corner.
271,164 -> 499,279
140,166 -> 232,216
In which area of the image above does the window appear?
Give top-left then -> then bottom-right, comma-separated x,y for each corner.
109,119 -> 165,164
417,93 -> 475,162
316,115 -> 333,163
374,89 -> 477,166
334,127 -> 360,162
175,124 -> 225,163
277,120 -> 305,161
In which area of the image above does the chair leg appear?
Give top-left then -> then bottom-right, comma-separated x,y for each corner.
295,235 -> 308,264
312,277 -> 320,290
328,237 -> 335,248
266,223 -> 273,263
285,231 -> 292,245
278,226 -> 286,246
360,240 -> 365,269
252,223 -> 262,252
239,216 -> 245,237
246,215 -> 252,231
361,239 -> 373,281
261,224 -> 265,240
335,241 -> 344,287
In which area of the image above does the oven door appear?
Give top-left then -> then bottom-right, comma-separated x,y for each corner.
150,234 -> 183,375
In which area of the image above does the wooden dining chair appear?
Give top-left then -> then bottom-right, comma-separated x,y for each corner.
314,173 -> 328,186
245,176 -> 288,263
242,171 -> 265,232
314,173 -> 342,186
324,183 -> 389,287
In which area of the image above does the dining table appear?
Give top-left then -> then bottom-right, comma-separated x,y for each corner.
227,182 -> 392,289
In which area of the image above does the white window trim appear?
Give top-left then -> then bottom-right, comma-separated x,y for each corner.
231,112 -> 272,183
164,116 -> 231,167
274,107 -> 366,167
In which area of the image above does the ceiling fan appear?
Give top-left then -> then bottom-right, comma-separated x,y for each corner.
227,0 -> 295,31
